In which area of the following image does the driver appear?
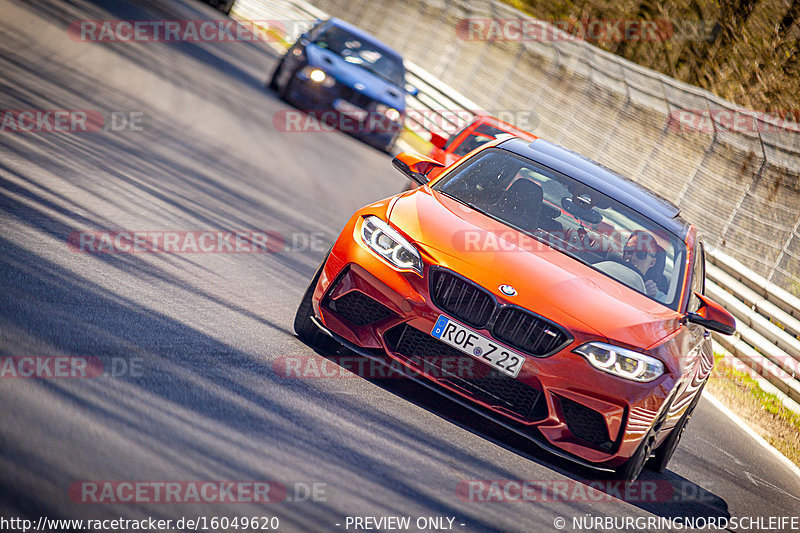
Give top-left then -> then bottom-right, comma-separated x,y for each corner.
623,230 -> 664,300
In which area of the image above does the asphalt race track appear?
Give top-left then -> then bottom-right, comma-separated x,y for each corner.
1,0 -> 799,531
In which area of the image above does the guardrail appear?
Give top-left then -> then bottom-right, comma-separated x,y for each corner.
230,0 -> 800,406
706,250 -> 800,402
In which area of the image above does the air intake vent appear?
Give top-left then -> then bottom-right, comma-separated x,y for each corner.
559,396 -> 613,451
385,324 -> 547,421
327,291 -> 394,326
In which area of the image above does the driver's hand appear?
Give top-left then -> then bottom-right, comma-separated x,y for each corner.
644,279 -> 659,298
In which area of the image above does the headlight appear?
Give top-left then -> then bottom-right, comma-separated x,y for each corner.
360,216 -> 422,274
301,66 -> 335,87
574,342 -> 664,383
375,104 -> 401,121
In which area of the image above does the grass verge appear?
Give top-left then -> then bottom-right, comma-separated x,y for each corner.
708,353 -> 800,467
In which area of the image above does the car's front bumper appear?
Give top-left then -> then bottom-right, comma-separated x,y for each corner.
287,73 -> 403,147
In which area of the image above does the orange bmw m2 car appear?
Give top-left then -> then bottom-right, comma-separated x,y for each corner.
294,137 -> 735,481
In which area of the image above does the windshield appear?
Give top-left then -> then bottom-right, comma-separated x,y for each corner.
432,149 -> 687,310
313,26 -> 405,86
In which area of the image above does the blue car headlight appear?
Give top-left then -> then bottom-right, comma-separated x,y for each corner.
301,66 -> 335,88
375,103 -> 401,121
360,216 -> 422,274
574,342 -> 664,382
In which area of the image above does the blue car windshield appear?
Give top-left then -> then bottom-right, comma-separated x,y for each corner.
433,149 -> 688,310
313,26 -> 404,86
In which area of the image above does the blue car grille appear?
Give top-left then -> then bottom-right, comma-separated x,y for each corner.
338,85 -> 374,110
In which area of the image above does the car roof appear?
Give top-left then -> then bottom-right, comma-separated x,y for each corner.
325,18 -> 403,60
500,137 -> 690,238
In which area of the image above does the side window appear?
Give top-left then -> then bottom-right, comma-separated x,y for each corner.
307,20 -> 328,41
688,241 -> 705,311
443,124 -> 471,151
452,124 -> 507,157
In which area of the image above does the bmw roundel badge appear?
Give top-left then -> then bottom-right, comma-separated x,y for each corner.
499,284 -> 517,297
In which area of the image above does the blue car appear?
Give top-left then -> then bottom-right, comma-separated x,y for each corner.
269,18 -> 417,152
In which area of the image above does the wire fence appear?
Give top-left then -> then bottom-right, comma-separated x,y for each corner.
273,0 -> 800,296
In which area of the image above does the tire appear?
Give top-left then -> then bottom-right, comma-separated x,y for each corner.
278,69 -> 298,102
646,381 -> 706,473
293,251 -> 339,351
383,133 -> 399,154
267,57 -> 284,91
614,428 -> 656,482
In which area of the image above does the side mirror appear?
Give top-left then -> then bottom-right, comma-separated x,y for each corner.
406,84 -> 419,97
429,131 -> 448,149
686,292 -> 736,335
392,152 -> 445,186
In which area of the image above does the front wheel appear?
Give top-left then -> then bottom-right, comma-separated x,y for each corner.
267,57 -> 285,91
614,430 -> 655,482
294,251 -> 339,351
646,381 -> 706,473
278,69 -> 299,102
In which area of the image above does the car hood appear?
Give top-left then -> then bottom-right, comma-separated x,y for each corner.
388,188 -> 682,349
306,45 -> 406,110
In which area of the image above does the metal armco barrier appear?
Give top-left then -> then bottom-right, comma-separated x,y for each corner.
706,250 -> 800,402
231,0 -> 800,405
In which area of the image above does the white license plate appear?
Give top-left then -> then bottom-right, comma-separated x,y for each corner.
431,315 -> 524,378
333,98 -> 368,121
